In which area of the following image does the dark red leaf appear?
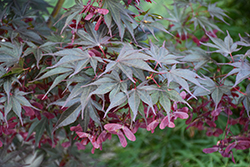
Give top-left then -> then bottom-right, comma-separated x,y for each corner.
97,8 -> 109,15
231,153 -> 235,163
34,110 -> 41,120
206,119 -> 216,128
203,146 -> 219,153
70,124 -> 83,132
37,94 -> 48,100
174,111 -> 189,119
104,123 -> 123,131
95,16 -> 102,31
192,36 -> 200,46
225,142 -> 236,153
61,141 -> 71,148
42,111 -> 55,119
213,128 -> 223,137
81,138 -> 89,145
159,116 -> 169,129
147,120 -> 159,133
117,130 -> 127,147
185,113 -> 193,125
85,12 -> 95,20
122,126 -> 136,141
76,132 -> 89,138
23,106 -> 35,116
32,102 -> 43,109
97,131 -> 108,144
75,142 -> 86,150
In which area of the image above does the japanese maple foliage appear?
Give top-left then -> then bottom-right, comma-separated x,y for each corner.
0,0 -> 250,165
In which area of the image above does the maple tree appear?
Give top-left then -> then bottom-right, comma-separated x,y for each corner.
0,0 -> 250,166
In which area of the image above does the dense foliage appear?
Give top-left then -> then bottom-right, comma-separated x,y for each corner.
0,0 -> 250,166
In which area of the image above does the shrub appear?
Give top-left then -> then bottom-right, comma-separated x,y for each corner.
0,0 -> 250,166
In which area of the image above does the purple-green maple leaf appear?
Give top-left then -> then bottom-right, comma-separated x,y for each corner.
221,61 -> 250,87
100,44 -> 156,83
201,31 -> 240,57
160,64 -> 208,98
145,41 -> 180,66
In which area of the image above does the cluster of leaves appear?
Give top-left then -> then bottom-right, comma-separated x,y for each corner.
0,0 -> 250,165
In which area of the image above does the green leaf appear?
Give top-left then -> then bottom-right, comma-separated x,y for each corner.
80,86 -> 97,118
193,77 -> 230,109
26,118 -> 40,140
190,15 -> 223,33
180,48 -> 211,70
54,103 -> 81,131
159,92 -> 171,113
137,89 -> 156,114
64,83 -> 87,107
4,98 -> 12,122
208,3 -> 229,25
34,67 -> 73,81
201,31 -> 240,57
43,73 -> 70,98
87,101 -> 101,127
3,78 -> 11,103
221,61 -> 250,87
48,48 -> 103,77
100,45 -> 155,82
103,0 -> 137,39
79,106 -> 89,132
145,41 -> 180,66
161,64 -> 208,98
35,117 -> 47,147
23,41 -> 55,68
105,92 -> 127,117
76,22 -> 111,48
128,90 -> 140,121
0,42 -> 22,68
11,97 -> 23,125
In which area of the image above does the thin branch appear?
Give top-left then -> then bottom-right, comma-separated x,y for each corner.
47,0 -> 65,28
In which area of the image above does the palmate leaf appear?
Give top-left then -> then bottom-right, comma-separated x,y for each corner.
53,82 -> 100,128
105,92 -> 127,117
180,48 -> 211,70
165,5 -> 190,37
208,3 -> 229,25
76,22 -> 111,49
54,103 -> 81,131
33,64 -> 74,99
201,31 -> 240,57
48,48 -> 104,77
239,84 -> 250,117
84,71 -> 128,101
145,41 -> 180,67
160,64 -> 208,98
0,42 -> 23,68
103,0 -> 137,39
100,44 -> 156,83
23,41 -> 56,68
193,76 -> 231,109
220,61 -> 250,87
58,0 -> 85,33
26,116 -> 53,147
2,89 -> 37,125
236,34 -> 250,47
190,15 -> 223,33
140,13 -> 172,39
127,82 -> 157,121
149,84 -> 191,117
